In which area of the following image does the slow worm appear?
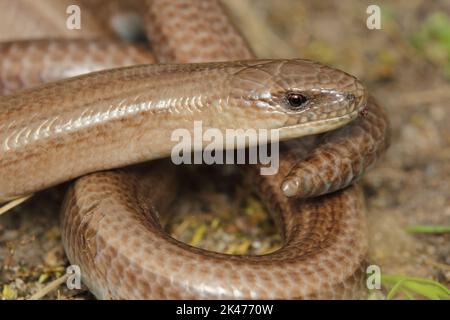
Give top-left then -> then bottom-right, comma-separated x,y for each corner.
0,0 -> 390,299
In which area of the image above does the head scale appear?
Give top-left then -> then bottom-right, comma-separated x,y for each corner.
228,59 -> 367,139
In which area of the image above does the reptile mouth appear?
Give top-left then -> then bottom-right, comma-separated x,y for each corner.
277,108 -> 360,141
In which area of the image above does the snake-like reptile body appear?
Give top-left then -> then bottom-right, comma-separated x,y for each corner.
0,0 -> 390,299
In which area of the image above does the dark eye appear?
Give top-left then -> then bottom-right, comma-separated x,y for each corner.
286,92 -> 308,110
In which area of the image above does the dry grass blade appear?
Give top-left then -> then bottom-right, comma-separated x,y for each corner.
391,86 -> 450,108
28,273 -> 69,300
0,195 -> 33,216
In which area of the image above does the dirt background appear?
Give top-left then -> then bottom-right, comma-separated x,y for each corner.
0,0 -> 449,299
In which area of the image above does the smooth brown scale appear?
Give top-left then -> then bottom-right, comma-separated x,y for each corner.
0,0 -> 390,299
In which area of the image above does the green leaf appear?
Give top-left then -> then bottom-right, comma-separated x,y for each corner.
406,224 -> 450,234
382,274 -> 450,300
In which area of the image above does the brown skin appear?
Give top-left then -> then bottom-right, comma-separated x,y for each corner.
0,0 -> 389,299
0,59 -> 364,202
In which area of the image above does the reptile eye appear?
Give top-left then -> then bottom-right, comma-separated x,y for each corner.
286,92 -> 308,110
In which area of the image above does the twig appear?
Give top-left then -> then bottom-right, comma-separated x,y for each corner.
0,194 -> 33,216
28,273 -> 69,300
222,0 -> 297,58
390,86 -> 450,108
424,259 -> 450,272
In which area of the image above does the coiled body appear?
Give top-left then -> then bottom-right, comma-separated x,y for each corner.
62,162 -> 369,299
0,0 -> 390,299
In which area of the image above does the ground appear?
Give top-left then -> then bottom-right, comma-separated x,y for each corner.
0,0 -> 449,299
